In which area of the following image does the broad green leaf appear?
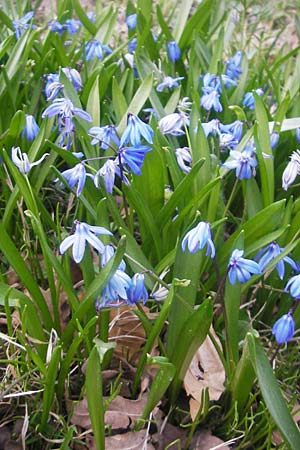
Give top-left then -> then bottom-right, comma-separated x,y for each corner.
40,346 -> 61,429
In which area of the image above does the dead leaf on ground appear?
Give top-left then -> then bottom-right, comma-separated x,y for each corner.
190,429 -> 230,450
70,394 -> 148,431
184,327 -> 225,420
105,430 -> 155,450
151,422 -> 187,450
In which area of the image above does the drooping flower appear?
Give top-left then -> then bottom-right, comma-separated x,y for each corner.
175,147 -> 192,173
285,274 -> 300,298
62,67 -> 82,91
59,220 -> 112,263
120,113 -> 154,147
126,13 -> 137,29
270,131 -> 279,149
22,114 -> 40,141
128,37 -> 137,53
225,50 -> 243,80
118,145 -> 152,175
93,159 -> 117,193
282,150 -> 300,190
12,147 -> 48,174
255,241 -> 298,279
167,40 -> 181,62
158,111 -> 189,135
201,89 -> 222,112
13,11 -> 35,39
127,273 -> 148,305
89,125 -> 120,149
182,221 -> 215,257
272,312 -> 295,344
64,18 -> 81,34
243,88 -> 264,110
223,145 -> 257,179
42,97 -> 92,131
84,39 -> 112,60
48,20 -> 65,34
156,76 -> 184,92
59,163 -> 87,196
228,249 -> 261,285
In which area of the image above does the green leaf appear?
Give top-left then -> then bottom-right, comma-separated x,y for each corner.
248,333 -> 300,449
72,0 -> 97,34
40,346 -> 61,430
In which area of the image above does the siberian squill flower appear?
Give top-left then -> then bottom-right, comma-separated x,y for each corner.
158,111 -> 189,136
120,113 -> 154,147
84,39 -> 112,60
156,76 -> 184,92
42,97 -> 92,129
89,125 -> 120,149
201,119 -> 221,137
285,274 -> 300,298
62,67 -> 82,91
44,73 -> 62,100
126,13 -> 137,29
59,163 -> 86,196
48,20 -> 65,34
12,147 -> 48,174
127,273 -> 148,305
225,50 -> 243,80
243,88 -> 264,110
94,159 -> 117,193
167,40 -> 181,62
220,121 -> 244,143
228,249 -> 261,285
255,241 -> 298,279
13,11 -> 35,39
270,131 -> 279,149
64,18 -> 81,34
223,145 -> 257,179
22,114 -> 40,141
175,147 -> 192,173
128,38 -> 137,53
282,150 -> 300,190
182,221 -> 215,257
60,220 -> 112,263
201,89 -> 222,112
272,312 -> 295,344
118,145 -> 152,175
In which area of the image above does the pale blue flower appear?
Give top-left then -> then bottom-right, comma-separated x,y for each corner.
42,97 -> 92,129
156,76 -> 184,92
282,150 -> 300,190
223,146 -> 257,179
119,145 -> 152,175
101,269 -> 132,307
182,221 -> 215,257
101,244 -> 126,271
201,119 -> 221,137
201,89 -> 222,112
120,113 -> 154,147
89,125 -> 120,149
59,163 -> 86,196
94,159 -> 117,193
12,146 -> 48,174
62,67 -> 82,91
85,39 -> 112,60
272,312 -> 295,344
225,50 -> 243,80
228,249 -> 261,284
158,112 -> 189,135
59,220 -> 112,263
128,37 -> 137,53
22,114 -> 40,141
126,13 -> 137,29
219,121 -> 244,143
175,147 -> 192,173
255,241 -> 298,279
270,131 -> 279,149
127,273 -> 148,305
64,18 -> 81,34
44,73 -> 62,100
13,11 -> 35,39
167,40 -> 181,62
285,274 -> 300,298
48,20 -> 65,34
243,88 -> 263,110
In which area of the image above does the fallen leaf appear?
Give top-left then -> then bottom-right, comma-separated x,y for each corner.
190,429 -> 230,450
151,422 -> 187,450
183,327 -> 225,412
105,430 -> 154,450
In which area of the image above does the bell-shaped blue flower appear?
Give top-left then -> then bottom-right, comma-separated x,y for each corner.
200,89 -> 222,112
64,18 -> 81,34
225,50 -> 243,80
255,241 -> 298,280
59,220 -> 112,263
84,39 -> 112,60
243,88 -> 263,110
12,147 -> 48,174
127,273 -> 148,305
126,13 -> 137,29
272,312 -> 295,344
22,114 -> 40,141
167,40 -> 181,62
285,274 -> 300,298
118,145 -> 152,175
13,11 -> 35,39
282,150 -> 300,190
228,249 -> 261,285
175,147 -> 192,173
182,221 -> 215,258
120,113 -> 154,147
89,125 -> 120,149
223,145 -> 257,179
156,76 -> 184,92
59,163 -> 87,196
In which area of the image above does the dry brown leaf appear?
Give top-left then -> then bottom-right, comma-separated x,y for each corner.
151,422 -> 187,450
190,429 -> 230,450
105,430 -> 154,450
184,327 -> 225,409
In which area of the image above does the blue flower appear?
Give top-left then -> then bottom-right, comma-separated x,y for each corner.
201,119 -> 221,137
182,221 -> 215,257
64,18 -> 81,34
94,159 -> 117,194
225,50 -> 243,80
44,73 -> 62,100
48,20 -> 65,34
42,97 -> 92,128
128,37 -> 137,53
243,88 -> 264,110
101,244 -> 126,271
175,147 -> 192,173
22,114 -> 40,141
282,150 -> 300,190
223,146 -> 258,179
126,13 -> 137,29
167,40 -> 181,62
118,145 -> 152,175
255,241 -> 298,280
156,76 -> 184,92
59,220 -> 112,263
200,89 -> 222,112
12,146 -> 48,174
101,270 -> 132,307
158,112 -> 189,136
285,274 -> 300,298
219,121 -> 244,143
59,163 -> 87,196
120,113 -> 154,147
13,11 -> 35,39
270,131 -> 279,149
89,125 -> 120,149
85,39 -> 112,60
62,67 -> 82,91
272,312 -> 295,344
228,249 -> 261,285
127,273 -> 148,305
